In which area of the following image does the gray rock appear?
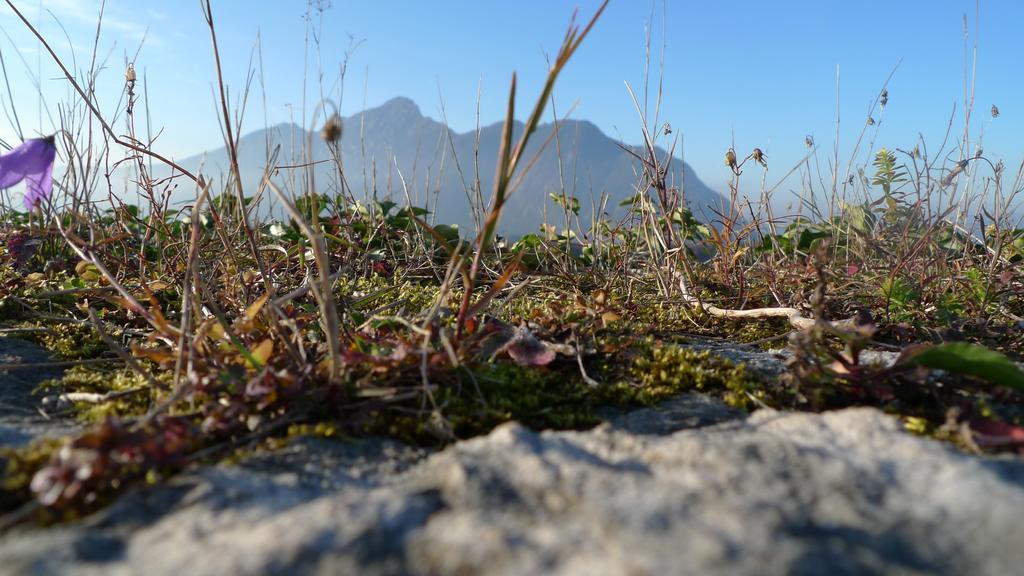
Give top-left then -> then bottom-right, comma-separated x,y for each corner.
0,337 -> 79,447
3,406 -> 1024,576
600,391 -> 746,434
684,339 -> 791,380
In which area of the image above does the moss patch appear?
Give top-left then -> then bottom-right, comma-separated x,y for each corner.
359,341 -> 762,444
37,366 -> 168,421
16,322 -> 106,361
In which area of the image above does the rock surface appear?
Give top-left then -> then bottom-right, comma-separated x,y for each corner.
0,337 -> 79,446
3,407 -> 1024,575
3,337 -> 1024,575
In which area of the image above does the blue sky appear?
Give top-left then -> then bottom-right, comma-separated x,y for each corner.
1,0 -> 1020,194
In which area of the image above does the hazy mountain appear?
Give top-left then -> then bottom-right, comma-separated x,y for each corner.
165,97 -> 727,238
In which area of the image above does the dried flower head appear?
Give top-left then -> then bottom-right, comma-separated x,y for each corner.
880,89 -> 888,107
752,147 -> 767,167
991,104 -> 1000,118
724,148 -> 737,169
866,116 -> 876,126
0,135 -> 57,211
321,114 -> 343,143
125,63 -> 136,83
805,135 -> 814,149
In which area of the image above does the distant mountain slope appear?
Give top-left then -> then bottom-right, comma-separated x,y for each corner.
168,97 -> 727,238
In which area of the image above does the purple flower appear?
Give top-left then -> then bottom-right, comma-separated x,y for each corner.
0,136 -> 57,211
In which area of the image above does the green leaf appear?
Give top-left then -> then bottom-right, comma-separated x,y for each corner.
618,192 -> 643,207
512,233 -> 544,251
398,206 -> 429,217
881,276 -> 916,310
550,193 -> 580,215
898,343 -> 1024,390
433,224 -> 461,245
844,203 -> 876,235
797,228 -> 831,251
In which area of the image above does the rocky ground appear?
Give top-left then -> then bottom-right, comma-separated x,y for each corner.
0,337 -> 81,447
2,337 -> 1023,575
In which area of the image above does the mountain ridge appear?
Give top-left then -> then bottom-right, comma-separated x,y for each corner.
167,96 -> 728,238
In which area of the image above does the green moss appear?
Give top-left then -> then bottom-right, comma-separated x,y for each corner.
729,318 -> 791,348
18,322 -> 106,360
623,300 -> 702,333
286,421 -> 342,439
364,363 -> 600,444
38,366 -> 168,420
625,342 -> 765,410
902,416 -> 934,436
360,339 -> 767,445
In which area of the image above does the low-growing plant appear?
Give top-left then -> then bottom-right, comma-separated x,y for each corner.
1,0 -> 1024,529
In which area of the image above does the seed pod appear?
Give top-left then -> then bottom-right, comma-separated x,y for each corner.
125,64 -> 136,83
321,114 -> 343,143
880,89 -> 888,107
724,148 -> 737,169
866,116 -> 875,126
752,147 -> 767,167
805,135 -> 814,149
991,104 -> 1000,118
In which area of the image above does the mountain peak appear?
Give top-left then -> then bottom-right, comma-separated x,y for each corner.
376,96 -> 422,118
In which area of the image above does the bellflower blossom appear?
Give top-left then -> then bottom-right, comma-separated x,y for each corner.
0,136 -> 57,211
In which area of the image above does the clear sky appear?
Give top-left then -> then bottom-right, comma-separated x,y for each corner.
1,0 -> 1020,195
